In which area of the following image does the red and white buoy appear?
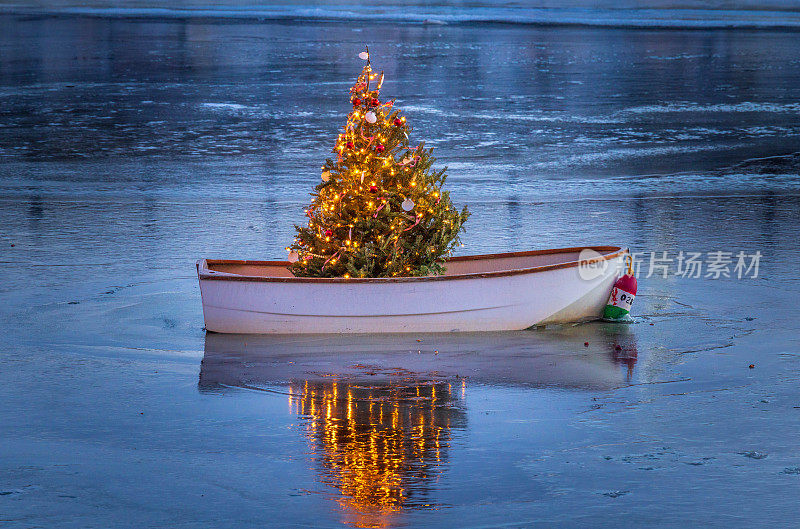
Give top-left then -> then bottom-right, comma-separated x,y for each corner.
604,257 -> 637,321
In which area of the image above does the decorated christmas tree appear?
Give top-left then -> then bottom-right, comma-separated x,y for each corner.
287,48 -> 469,278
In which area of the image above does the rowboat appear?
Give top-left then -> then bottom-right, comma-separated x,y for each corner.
197,245 -> 629,334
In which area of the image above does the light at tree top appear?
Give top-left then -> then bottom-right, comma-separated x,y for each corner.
288,47 -> 469,278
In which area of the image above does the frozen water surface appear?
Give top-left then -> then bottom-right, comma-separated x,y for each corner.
1,7 -> 800,529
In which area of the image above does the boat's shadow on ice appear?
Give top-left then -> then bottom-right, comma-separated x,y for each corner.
198,325 -> 638,525
198,323 -> 639,392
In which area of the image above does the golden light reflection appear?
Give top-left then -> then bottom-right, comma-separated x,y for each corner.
291,378 -> 466,528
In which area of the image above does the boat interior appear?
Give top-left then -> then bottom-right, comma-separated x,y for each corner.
200,246 -> 624,279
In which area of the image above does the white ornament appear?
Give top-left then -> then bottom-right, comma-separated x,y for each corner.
287,251 -> 299,263
321,171 -> 330,182
402,198 -> 415,212
364,111 -> 377,123
358,51 -> 369,60
401,157 -> 411,165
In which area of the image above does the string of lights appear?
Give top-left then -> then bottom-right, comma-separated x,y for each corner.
288,47 -> 469,278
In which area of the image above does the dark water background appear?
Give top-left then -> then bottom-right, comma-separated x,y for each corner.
2,10 -> 800,529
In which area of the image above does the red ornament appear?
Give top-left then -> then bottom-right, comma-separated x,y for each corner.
324,229 -> 333,238
352,98 -> 361,106
375,144 -> 385,153
369,185 -> 378,193
394,118 -> 403,126
370,98 -> 379,107
346,141 -> 354,149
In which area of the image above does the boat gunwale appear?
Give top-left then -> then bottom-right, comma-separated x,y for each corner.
196,245 -> 627,284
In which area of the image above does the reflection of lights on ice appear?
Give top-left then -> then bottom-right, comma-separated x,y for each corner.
290,380 -> 466,528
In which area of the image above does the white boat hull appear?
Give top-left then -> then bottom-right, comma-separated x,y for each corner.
197,246 -> 628,334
